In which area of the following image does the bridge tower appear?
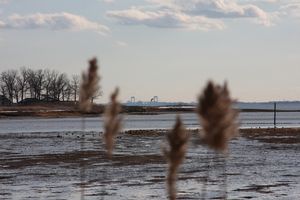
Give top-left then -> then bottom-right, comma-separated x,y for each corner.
151,96 -> 158,102
130,96 -> 136,103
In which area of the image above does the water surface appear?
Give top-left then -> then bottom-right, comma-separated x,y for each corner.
0,112 -> 300,134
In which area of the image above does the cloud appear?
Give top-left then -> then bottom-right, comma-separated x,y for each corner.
280,3 -> 300,18
0,0 -> 10,4
115,41 -> 128,47
107,7 -> 225,31
181,1 -> 266,18
0,20 -> 5,27
103,0 -> 115,3
152,0 -> 273,26
0,12 -> 110,34
240,0 -> 278,2
107,0 -> 275,30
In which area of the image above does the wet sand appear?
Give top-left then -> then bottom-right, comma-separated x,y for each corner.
0,128 -> 299,199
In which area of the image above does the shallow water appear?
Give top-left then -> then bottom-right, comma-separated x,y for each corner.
0,112 -> 300,134
0,130 -> 299,200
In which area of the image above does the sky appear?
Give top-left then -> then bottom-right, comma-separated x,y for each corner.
0,0 -> 299,103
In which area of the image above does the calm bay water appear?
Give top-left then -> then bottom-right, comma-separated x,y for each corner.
0,112 -> 300,134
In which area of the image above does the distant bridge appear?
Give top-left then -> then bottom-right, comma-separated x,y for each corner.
124,101 -> 196,107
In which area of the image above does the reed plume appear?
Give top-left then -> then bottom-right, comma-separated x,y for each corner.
78,58 -> 100,200
197,81 -> 238,153
103,87 -> 122,158
164,116 -> 189,200
79,58 -> 100,112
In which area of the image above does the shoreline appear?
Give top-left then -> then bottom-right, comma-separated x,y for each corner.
1,127 -> 300,138
1,109 -> 300,120
1,103 -> 300,119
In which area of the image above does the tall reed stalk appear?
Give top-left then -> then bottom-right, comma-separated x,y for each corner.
79,58 -> 100,113
103,87 -> 122,158
197,81 -> 238,199
197,81 -> 238,153
78,58 -> 100,200
164,116 -> 189,200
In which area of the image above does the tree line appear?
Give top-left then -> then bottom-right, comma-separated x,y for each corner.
0,67 -> 99,104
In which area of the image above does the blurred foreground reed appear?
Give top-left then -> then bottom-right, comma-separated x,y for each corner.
77,58 -> 239,200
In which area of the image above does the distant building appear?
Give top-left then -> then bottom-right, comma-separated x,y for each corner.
0,95 -> 12,106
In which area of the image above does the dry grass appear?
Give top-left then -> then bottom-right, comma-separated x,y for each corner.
78,58 -> 241,198
197,81 -> 238,153
103,87 -> 122,158
79,58 -> 100,112
164,116 -> 189,200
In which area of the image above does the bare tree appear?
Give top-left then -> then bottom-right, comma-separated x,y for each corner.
16,67 -> 29,101
13,78 -> 21,103
27,69 -> 45,100
27,69 -> 37,99
0,82 -> 7,97
0,67 -> 99,104
57,73 -> 68,101
0,70 -> 17,102
91,87 -> 102,103
35,69 -> 45,100
62,81 -> 72,101
44,69 -> 59,101
71,75 -> 80,102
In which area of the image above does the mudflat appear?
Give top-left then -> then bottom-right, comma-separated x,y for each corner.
0,128 -> 299,199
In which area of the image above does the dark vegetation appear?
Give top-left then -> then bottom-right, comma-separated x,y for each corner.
0,67 -> 101,105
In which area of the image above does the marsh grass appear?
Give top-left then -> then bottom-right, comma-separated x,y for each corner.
76,57 -> 240,199
197,81 -> 239,199
103,87 -> 122,158
197,81 -> 238,153
78,58 -> 101,200
79,58 -> 100,113
164,116 -> 189,200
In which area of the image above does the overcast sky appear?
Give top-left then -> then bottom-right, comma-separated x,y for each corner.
0,0 -> 299,103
